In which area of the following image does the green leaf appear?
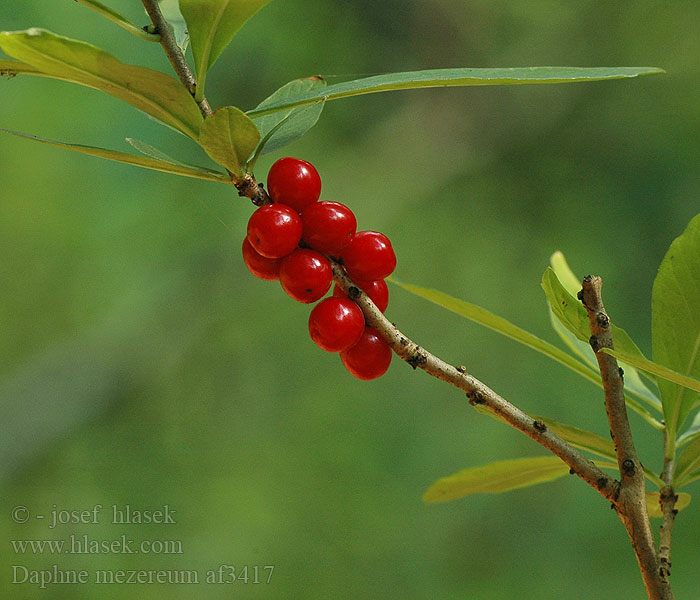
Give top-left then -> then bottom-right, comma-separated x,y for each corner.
535,417 -> 664,487
646,492 -> 691,518
74,0 -> 161,42
677,410 -> 700,447
652,213 -> 700,441
198,106 -> 260,176
674,434 -> 700,486
391,277 -> 663,429
249,76 -> 327,162
179,0 -> 272,101
0,28 -> 203,139
599,348 -> 700,396
535,418 -> 616,461
424,456 -> 569,503
0,59 -> 43,76
0,129 -> 230,183
246,66 -> 664,118
124,137 -> 226,175
549,251 -> 582,295
158,0 -> 190,53
545,256 -> 662,412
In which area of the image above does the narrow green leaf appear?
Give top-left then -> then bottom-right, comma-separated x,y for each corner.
0,59 -> 43,76
179,0 -> 272,100
0,29 -> 203,139
646,492 -> 691,518
158,0 -> 189,53
600,348 -> 700,396
0,129 -> 230,183
247,66 -> 664,118
652,213 -> 700,440
535,417 -> 664,486
391,278 -> 597,379
424,457 -> 569,503
674,435 -> 700,487
534,418 -> 616,461
199,106 -> 260,176
549,251 -> 582,295
391,277 -> 663,429
677,411 -> 700,447
678,471 -> 700,487
74,0 -> 161,42
125,137 -> 226,175
249,76 -> 327,161
545,256 -> 662,412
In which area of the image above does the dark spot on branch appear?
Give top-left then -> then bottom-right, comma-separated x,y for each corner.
456,365 -> 467,373
576,289 -> 584,301
622,458 -> 635,476
348,286 -> 360,299
672,509 -> 678,516
467,390 -> 485,405
618,367 -> 624,381
589,335 -> 600,351
407,350 -> 427,370
569,468 -> 575,475
596,477 -> 609,490
596,311 -> 609,328
399,337 -> 408,346
532,419 -> 547,433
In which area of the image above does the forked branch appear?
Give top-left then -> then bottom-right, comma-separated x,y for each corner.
141,0 -> 271,206
579,275 -> 672,600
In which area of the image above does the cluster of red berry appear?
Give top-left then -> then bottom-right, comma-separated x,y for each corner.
242,157 -> 395,380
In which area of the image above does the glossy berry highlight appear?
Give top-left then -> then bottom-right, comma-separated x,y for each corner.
242,238 -> 282,281
341,231 -> 396,281
267,157 -> 322,213
279,249 -> 333,303
308,297 -> 365,352
333,278 -> 389,313
301,201 -> 357,255
340,327 -> 392,380
247,203 -> 302,258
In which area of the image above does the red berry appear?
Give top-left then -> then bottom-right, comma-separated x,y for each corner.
308,297 -> 365,352
333,279 -> 389,312
279,249 -> 332,303
267,157 -> 322,212
301,201 -> 357,255
340,327 -> 392,380
340,231 -> 396,281
247,203 -> 302,258
242,237 -> 282,281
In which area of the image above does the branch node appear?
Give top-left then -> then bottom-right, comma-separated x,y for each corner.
467,390 -> 485,405
407,350 -> 428,370
596,311 -> 610,328
589,335 -> 600,351
621,458 -> 636,477
532,419 -> 547,433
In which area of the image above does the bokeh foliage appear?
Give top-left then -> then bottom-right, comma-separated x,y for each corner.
1,1 -> 699,598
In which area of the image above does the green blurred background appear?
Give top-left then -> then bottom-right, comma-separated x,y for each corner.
1,1 -> 699,598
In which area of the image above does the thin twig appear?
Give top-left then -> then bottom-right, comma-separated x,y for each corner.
579,275 -> 672,600
330,259 -> 621,502
140,0 -> 211,116
141,0 -> 271,206
658,430 -> 678,578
